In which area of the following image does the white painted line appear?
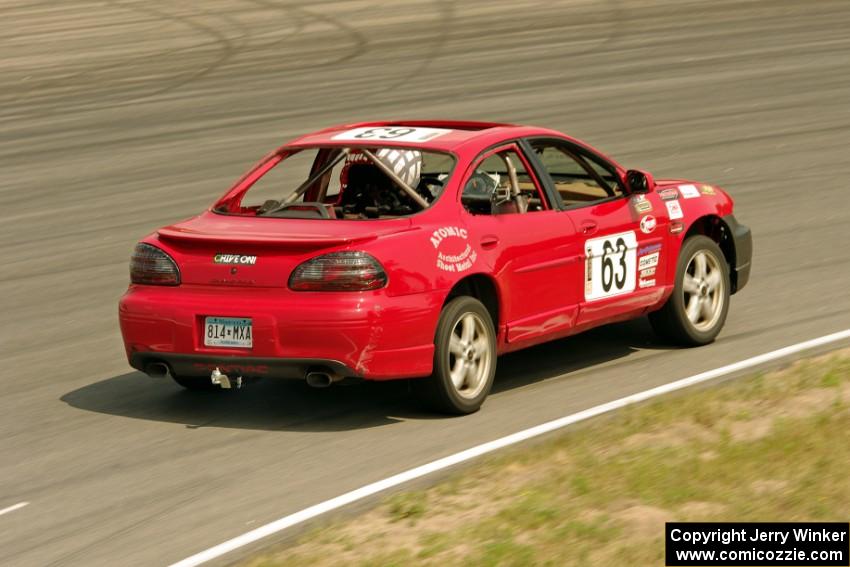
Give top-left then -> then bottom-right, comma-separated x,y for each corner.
170,329 -> 850,567
0,502 -> 29,517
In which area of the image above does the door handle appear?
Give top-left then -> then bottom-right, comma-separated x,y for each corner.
581,221 -> 598,235
481,235 -> 499,249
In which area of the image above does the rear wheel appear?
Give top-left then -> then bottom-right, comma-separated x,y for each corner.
649,235 -> 730,345
417,296 -> 497,414
171,374 -> 218,391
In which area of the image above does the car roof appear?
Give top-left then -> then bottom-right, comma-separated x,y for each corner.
284,120 -> 572,153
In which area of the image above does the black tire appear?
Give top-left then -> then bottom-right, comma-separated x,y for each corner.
171,374 -> 219,391
416,296 -> 497,415
649,235 -> 730,346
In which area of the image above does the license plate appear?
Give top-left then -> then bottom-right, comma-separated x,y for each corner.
204,317 -> 252,348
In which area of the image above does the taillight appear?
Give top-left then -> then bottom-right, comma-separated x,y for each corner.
289,252 -> 387,291
130,243 -> 180,286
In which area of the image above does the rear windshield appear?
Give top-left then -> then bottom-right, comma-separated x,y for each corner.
216,146 -> 456,220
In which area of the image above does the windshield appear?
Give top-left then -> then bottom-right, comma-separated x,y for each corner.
216,146 -> 456,220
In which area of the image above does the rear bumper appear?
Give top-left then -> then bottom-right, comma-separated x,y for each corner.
130,352 -> 356,380
119,284 -> 443,380
723,214 -> 752,294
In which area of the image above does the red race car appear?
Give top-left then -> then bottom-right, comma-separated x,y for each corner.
119,121 -> 752,414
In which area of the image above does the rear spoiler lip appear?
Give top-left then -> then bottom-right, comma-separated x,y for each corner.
156,225 -> 419,247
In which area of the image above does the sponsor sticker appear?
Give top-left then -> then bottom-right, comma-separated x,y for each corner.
332,126 -> 451,143
678,184 -> 701,199
638,243 -> 662,256
432,226 -> 476,273
700,184 -> 716,195
430,226 -> 468,248
213,254 -> 257,265
666,200 -> 684,220
658,187 -> 679,201
632,194 -> 653,213
638,251 -> 660,270
638,277 -> 656,289
640,267 -> 656,278
640,215 -> 657,234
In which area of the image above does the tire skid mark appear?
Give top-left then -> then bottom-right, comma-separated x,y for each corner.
1,0 -> 243,115
109,0 -> 248,103
243,0 -> 369,71
0,0 -> 71,16
1,0 -> 371,118
83,0 -> 238,102
238,0 -> 308,52
381,0 -> 454,92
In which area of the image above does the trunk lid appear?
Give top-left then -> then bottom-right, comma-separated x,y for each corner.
156,212 -> 413,288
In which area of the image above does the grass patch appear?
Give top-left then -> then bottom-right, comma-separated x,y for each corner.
386,492 -> 427,524
245,349 -> 850,567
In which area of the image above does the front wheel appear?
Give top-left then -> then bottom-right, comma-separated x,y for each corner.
649,235 -> 730,346
416,296 -> 497,414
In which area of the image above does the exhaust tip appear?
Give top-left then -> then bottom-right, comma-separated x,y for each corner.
211,367 -> 241,389
145,362 -> 170,378
305,371 -> 334,388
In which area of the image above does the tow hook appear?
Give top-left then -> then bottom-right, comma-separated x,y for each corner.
210,367 -> 242,389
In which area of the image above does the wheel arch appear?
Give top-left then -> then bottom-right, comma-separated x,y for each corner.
443,273 -> 501,332
684,214 -> 739,292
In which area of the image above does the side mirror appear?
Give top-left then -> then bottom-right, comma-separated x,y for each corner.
625,169 -> 656,194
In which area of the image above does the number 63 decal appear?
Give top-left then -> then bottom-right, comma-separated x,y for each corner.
332,126 -> 451,143
584,231 -> 638,301
353,127 -> 416,140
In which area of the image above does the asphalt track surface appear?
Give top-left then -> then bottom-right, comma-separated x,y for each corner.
2,1 -> 849,565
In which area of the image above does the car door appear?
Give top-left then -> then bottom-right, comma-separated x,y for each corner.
523,138 -> 669,328
460,143 -> 584,347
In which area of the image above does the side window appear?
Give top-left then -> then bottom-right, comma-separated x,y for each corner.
531,142 -> 622,206
462,148 -> 547,215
